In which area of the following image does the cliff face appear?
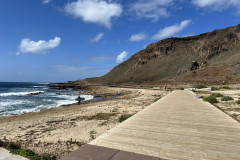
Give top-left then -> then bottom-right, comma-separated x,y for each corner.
83,24 -> 240,85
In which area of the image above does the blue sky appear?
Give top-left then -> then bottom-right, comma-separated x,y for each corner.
0,0 -> 240,82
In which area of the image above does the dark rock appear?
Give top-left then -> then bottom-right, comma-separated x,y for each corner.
190,61 -> 199,71
28,92 -> 43,96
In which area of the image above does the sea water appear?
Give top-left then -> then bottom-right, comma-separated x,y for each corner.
0,82 -> 93,116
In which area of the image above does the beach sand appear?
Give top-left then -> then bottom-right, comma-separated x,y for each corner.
0,86 -> 168,159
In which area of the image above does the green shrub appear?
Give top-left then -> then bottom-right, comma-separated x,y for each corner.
203,95 -> 218,104
6,142 -> 20,150
236,100 -> 240,104
211,87 -> 219,91
221,86 -> 231,89
4,142 -> 56,160
194,84 -> 207,89
118,114 -> 133,123
153,97 -> 161,102
221,96 -> 234,101
211,93 -> 223,97
20,149 -> 35,158
89,130 -> 96,135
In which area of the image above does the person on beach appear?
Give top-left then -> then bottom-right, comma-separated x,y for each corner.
77,96 -> 81,105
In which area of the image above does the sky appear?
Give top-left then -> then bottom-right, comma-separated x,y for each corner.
0,0 -> 240,82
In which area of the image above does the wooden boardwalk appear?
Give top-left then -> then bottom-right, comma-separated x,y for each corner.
62,90 -> 240,160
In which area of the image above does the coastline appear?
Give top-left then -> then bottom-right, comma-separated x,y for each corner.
0,86 -> 168,159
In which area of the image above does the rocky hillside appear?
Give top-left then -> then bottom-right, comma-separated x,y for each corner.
83,24 -> 240,85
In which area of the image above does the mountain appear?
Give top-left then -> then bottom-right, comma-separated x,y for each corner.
82,24 -> 240,85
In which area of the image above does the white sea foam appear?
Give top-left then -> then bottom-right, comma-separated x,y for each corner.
38,83 -> 50,85
56,99 -> 77,106
53,95 -> 93,107
42,99 -> 53,102
38,95 -> 94,110
0,91 -> 44,97
0,100 -> 32,107
54,94 -> 94,101
33,86 -> 47,88
2,107 -> 37,116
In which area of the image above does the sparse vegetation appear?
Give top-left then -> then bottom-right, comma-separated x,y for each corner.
153,97 -> 161,102
98,121 -> 108,126
221,86 -> 231,89
94,113 -> 116,120
221,96 -> 234,101
194,84 -> 207,89
211,86 -> 231,90
118,114 -> 133,123
211,86 -> 219,91
89,130 -> 96,135
203,95 -> 218,104
211,93 -> 223,97
6,142 -> 21,150
6,142 -> 21,155
203,93 -> 226,103
89,130 -> 97,139
20,149 -> 35,157
4,142 -> 56,160
46,119 -> 66,124
236,100 -> 240,104
65,138 -> 84,147
75,113 -> 116,121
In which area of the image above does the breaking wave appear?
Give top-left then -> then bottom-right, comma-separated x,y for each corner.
0,91 -> 44,97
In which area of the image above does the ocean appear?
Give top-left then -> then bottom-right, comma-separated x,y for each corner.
0,82 -> 93,116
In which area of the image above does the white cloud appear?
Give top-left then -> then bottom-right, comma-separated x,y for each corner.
17,37 -> 61,55
191,0 -> 240,13
116,51 -> 128,63
129,33 -> 148,41
43,0 -> 51,4
129,0 -> 173,21
91,32 -> 104,42
152,20 -> 191,40
64,0 -> 122,28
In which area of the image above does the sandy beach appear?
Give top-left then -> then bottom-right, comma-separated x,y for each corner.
0,86 -> 168,159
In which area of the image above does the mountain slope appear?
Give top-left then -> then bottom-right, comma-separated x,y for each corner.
84,24 -> 240,85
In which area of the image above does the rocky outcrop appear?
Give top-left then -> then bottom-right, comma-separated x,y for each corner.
27,92 -> 44,96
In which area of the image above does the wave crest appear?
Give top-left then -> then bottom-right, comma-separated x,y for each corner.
0,91 -> 44,97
